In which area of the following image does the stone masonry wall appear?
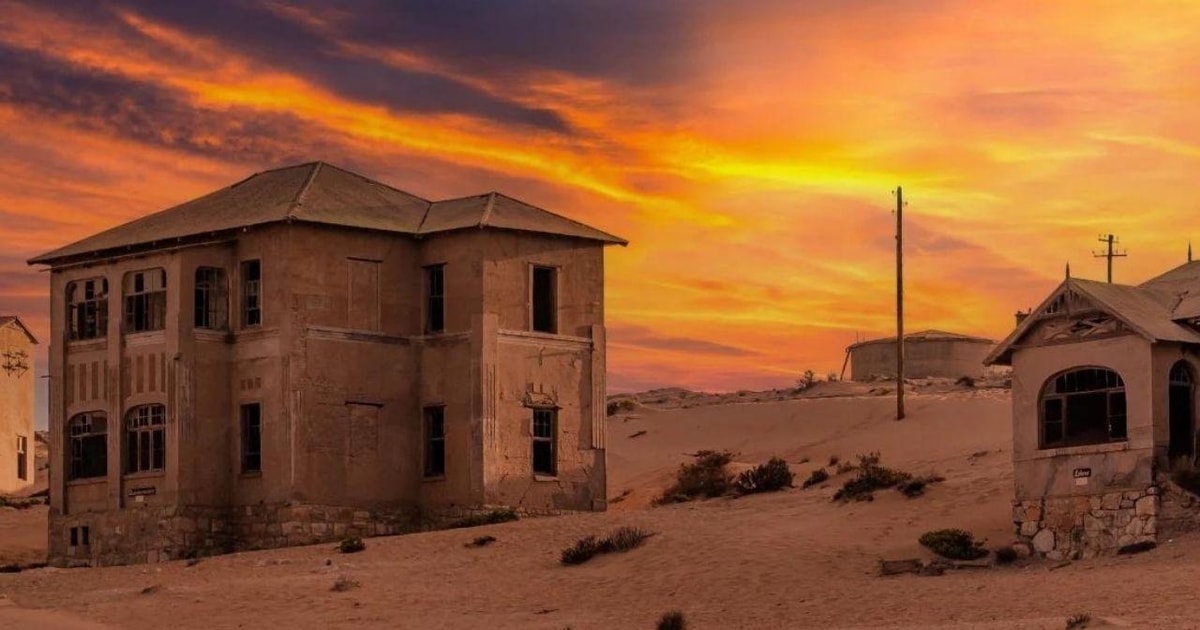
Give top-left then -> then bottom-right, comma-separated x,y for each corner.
1013,486 -> 1159,560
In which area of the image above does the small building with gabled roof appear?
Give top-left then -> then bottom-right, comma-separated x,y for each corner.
986,261 -> 1200,559
28,161 -> 626,566
0,315 -> 37,495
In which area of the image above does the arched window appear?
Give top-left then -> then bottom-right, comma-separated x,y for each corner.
67,278 -> 108,341
126,404 -> 166,474
68,412 -> 108,480
1040,367 -> 1127,448
1171,362 -> 1193,386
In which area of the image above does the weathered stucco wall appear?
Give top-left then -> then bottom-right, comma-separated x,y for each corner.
0,322 -> 35,494
849,338 -> 993,381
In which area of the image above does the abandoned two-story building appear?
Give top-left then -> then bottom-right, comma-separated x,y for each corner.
986,261 -> 1200,559
28,161 -> 626,566
0,316 -> 36,495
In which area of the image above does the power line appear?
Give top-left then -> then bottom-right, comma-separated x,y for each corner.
1091,233 -> 1127,283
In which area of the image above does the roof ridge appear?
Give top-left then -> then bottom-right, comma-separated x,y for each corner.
479,191 -> 497,228
287,162 -> 323,218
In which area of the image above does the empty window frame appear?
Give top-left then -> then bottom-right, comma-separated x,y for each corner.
1039,367 -> 1127,449
531,266 -> 557,334
123,269 -> 167,333
532,408 -> 557,475
67,278 -> 108,341
68,412 -> 108,480
194,267 -> 228,330
425,264 -> 445,334
424,405 -> 446,477
16,435 -> 27,480
69,526 -> 91,548
241,260 -> 262,328
125,404 -> 166,474
240,403 -> 262,473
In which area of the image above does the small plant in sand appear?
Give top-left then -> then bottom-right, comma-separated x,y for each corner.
802,468 -> 830,489
919,529 -> 988,560
657,610 -> 687,630
337,536 -> 365,554
799,370 -> 816,389
446,508 -> 519,529
827,455 -> 840,467
832,452 -> 912,502
655,450 -> 735,504
561,526 -> 653,565
465,535 -> 496,548
331,576 -> 361,592
992,545 -> 1018,565
1065,612 -> 1092,629
733,457 -> 794,495
896,474 -> 946,498
607,399 -> 637,416
955,375 -> 976,388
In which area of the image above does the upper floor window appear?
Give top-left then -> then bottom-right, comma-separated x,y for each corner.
67,278 -> 108,341
68,412 -> 108,480
531,266 -> 557,334
126,404 -> 165,474
124,269 -> 166,333
1040,367 -> 1126,449
425,264 -> 445,334
241,260 -> 262,328
195,267 -> 228,330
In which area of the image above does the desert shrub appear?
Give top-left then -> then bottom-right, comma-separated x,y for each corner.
826,372 -> 838,383
446,508 -> 519,529
955,375 -> 976,387
337,536 -> 365,554
655,450 -> 735,504
561,526 -> 653,565
800,370 -> 816,388
733,457 -> 794,495
919,529 -> 987,560
657,610 -> 687,630
1065,613 -> 1091,629
993,545 -> 1018,565
827,455 -> 840,467
607,399 -> 637,416
331,576 -> 360,592
802,468 -> 830,489
465,535 -> 497,548
833,453 -> 912,502
897,474 -> 946,498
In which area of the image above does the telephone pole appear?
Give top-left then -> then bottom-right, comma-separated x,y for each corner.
1092,234 -> 1127,283
895,186 -> 905,421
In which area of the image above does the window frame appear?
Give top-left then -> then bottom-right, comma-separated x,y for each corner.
16,435 -> 27,481
423,405 -> 446,478
66,278 -> 109,341
125,404 -> 166,475
68,412 -> 108,481
531,407 -> 557,476
240,402 -> 262,474
424,264 -> 446,334
1038,367 -> 1127,449
123,269 -> 167,334
194,266 -> 229,330
530,265 -> 558,334
241,259 -> 262,329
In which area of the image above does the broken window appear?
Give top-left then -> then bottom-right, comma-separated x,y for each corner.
532,408 -> 557,475
241,260 -> 262,328
123,269 -> 167,333
125,404 -> 165,474
425,264 -> 445,334
68,412 -> 108,480
424,406 -> 445,477
67,278 -> 108,341
1039,367 -> 1126,449
16,435 -> 27,480
240,403 -> 261,473
194,267 -> 228,330
69,526 -> 90,549
531,266 -> 557,334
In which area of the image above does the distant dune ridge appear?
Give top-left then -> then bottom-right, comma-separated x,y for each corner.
0,383 -> 1187,628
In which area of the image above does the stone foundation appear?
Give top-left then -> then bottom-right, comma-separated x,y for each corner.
1012,486 -> 1159,560
49,502 -> 420,567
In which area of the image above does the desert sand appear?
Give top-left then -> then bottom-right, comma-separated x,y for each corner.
3,386 -> 1199,628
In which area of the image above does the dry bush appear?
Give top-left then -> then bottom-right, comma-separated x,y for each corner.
832,453 -> 912,502
331,576 -> 360,592
465,535 -> 496,548
337,536 -> 365,554
993,545 -> 1018,564
607,399 -> 637,416
561,526 -> 653,565
896,474 -> 946,498
446,508 -> 519,529
1065,613 -> 1092,629
919,529 -> 987,560
955,375 -> 976,387
733,457 -> 794,495
655,450 -> 735,505
657,611 -> 687,630
802,468 -> 830,489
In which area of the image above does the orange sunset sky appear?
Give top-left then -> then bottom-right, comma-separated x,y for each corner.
4,1 -> 1200,425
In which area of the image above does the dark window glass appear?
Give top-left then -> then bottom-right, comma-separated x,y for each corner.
426,265 -> 445,334
125,405 -> 165,474
1039,368 -> 1126,448
16,435 -> 27,480
424,406 -> 445,477
123,269 -> 167,333
68,412 -> 108,480
532,409 -> 556,475
195,267 -> 228,329
241,404 -> 262,473
67,278 -> 108,341
532,266 -> 557,333
241,260 -> 262,328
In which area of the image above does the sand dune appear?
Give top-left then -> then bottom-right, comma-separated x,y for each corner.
4,389 -> 1200,628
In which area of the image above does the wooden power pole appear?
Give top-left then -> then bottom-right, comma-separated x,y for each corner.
1092,234 -> 1126,283
895,186 -> 905,421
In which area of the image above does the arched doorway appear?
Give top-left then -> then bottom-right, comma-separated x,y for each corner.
1169,361 -> 1195,461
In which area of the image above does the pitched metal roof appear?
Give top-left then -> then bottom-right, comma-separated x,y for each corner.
847,329 -> 994,351
0,316 -> 39,344
29,161 -> 627,265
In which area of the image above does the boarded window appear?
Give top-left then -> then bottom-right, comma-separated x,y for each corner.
424,406 -> 445,477
241,260 -> 262,328
240,403 -> 262,473
67,278 -> 108,341
425,264 -> 445,334
123,269 -> 167,333
16,435 -> 27,480
1039,367 -> 1127,448
194,267 -> 228,329
532,408 -> 556,475
531,266 -> 557,334
68,412 -> 107,480
125,404 -> 166,474
347,259 -> 380,331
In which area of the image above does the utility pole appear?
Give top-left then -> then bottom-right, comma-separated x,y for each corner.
895,186 -> 905,421
1092,234 -> 1126,283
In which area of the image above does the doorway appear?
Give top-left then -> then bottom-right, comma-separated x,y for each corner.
1169,361 -> 1195,461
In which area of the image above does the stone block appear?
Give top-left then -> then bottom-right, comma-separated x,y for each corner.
1102,494 -> 1122,510
1033,528 -> 1055,553
1019,521 -> 1040,537
1136,496 -> 1159,517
